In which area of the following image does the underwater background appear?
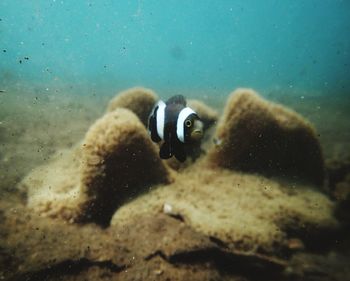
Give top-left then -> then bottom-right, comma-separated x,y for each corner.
1,0 -> 350,96
1,1 -> 350,281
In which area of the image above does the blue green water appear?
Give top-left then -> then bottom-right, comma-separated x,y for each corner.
1,0 -> 349,96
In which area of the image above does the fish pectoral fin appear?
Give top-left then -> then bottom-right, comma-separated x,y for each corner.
174,144 -> 186,162
159,142 -> 173,159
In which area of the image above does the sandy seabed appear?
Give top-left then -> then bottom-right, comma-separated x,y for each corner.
0,86 -> 350,281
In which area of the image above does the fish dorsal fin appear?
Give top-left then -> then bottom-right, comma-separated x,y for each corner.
166,95 -> 186,106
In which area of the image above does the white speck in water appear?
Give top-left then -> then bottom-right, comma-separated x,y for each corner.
213,138 -> 222,146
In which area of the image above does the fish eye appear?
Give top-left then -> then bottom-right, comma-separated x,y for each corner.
185,119 -> 192,127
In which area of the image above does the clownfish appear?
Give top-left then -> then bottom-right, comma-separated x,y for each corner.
148,95 -> 203,162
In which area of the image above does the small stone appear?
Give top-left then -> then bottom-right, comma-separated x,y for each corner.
163,203 -> 173,214
153,269 -> 163,275
288,238 -> 304,250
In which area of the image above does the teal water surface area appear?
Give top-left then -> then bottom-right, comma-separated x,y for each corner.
1,0 -> 349,97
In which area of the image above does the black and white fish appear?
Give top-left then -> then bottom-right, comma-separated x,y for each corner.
148,95 -> 203,162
